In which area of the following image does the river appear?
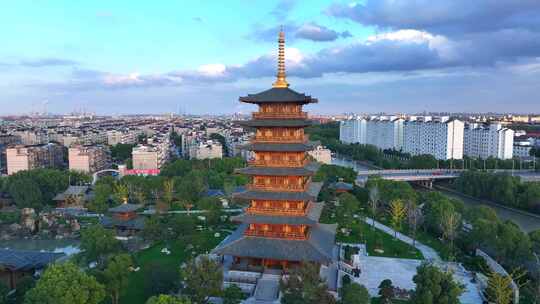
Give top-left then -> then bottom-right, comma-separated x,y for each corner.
333,156 -> 540,233
0,238 -> 80,256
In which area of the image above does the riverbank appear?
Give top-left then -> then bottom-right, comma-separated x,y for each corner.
0,238 -> 80,255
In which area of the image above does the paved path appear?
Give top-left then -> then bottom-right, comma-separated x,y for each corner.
363,217 -> 441,261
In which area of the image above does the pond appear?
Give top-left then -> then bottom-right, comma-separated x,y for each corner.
0,238 -> 80,256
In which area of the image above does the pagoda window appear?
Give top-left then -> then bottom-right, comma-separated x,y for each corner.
263,224 -> 270,231
283,225 -> 291,233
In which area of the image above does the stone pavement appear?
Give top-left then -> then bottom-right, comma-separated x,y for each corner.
363,217 -> 441,261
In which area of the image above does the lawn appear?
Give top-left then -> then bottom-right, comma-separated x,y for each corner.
119,230 -> 228,304
337,220 -> 423,260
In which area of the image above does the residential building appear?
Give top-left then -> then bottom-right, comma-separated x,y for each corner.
463,123 -> 514,159
132,139 -> 171,170
68,145 -> 111,173
6,144 -> 64,175
189,140 -> 223,159
403,118 -> 464,160
107,130 -> 137,146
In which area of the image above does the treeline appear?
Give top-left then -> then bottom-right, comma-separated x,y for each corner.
307,122 -> 539,170
0,169 -> 90,210
453,171 -> 540,214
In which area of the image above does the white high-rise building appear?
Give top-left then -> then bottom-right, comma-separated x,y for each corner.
463,123 -> 514,159
403,118 -> 464,160
365,117 -> 404,150
339,117 -> 366,144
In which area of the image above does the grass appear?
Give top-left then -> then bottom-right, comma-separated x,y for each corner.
119,230 -> 227,304
337,220 -> 423,260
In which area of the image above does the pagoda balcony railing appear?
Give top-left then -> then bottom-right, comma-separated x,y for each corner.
248,158 -> 308,167
244,230 -> 307,240
247,184 -> 308,192
253,135 -> 307,143
252,112 -> 308,120
246,206 -> 307,216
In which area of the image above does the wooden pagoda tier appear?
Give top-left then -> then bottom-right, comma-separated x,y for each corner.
213,30 -> 336,269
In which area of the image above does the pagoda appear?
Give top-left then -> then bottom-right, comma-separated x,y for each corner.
213,30 -> 336,271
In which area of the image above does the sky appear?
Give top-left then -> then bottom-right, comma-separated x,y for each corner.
1,0 -> 540,115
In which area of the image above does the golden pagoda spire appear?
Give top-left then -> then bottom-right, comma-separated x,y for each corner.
272,28 -> 289,88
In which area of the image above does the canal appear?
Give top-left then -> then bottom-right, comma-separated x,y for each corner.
333,156 -> 540,233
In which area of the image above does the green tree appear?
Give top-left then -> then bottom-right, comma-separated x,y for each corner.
339,282 -> 370,304
181,256 -> 223,304
411,263 -> 463,304
368,185 -> 380,227
530,229 -> 540,254
337,193 -> 360,227
222,285 -> 246,304
163,179 -> 175,206
280,262 -> 336,304
441,210 -> 461,260
12,277 -> 35,304
80,224 -> 121,266
388,199 -> 407,238
146,295 -> 191,304
101,254 -> 133,304
24,262 -> 105,304
142,215 -> 164,242
378,279 -> 394,304
0,281 -> 8,304
110,144 -> 135,161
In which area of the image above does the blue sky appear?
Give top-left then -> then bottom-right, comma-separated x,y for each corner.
1,0 -> 539,115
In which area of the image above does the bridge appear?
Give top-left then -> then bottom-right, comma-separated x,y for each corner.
92,169 -> 121,185
356,169 -> 540,188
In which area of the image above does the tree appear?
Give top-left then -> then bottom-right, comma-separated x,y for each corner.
12,277 -> 35,304
146,295 -> 191,304
378,279 -> 394,304
101,254 -> 133,304
181,256 -> 223,304
337,193 -> 360,227
388,199 -> 407,238
163,179 -> 175,206
530,229 -> 540,254
168,215 -> 196,241
113,183 -> 129,204
0,281 -> 8,304
222,285 -> 245,304
280,262 -> 335,304
24,262 -> 105,304
80,224 -> 121,266
441,210 -> 461,260
145,262 -> 180,296
407,200 -> 422,246
142,215 -> 164,242
411,263 -> 463,304
340,282 -> 370,304
368,185 -> 380,227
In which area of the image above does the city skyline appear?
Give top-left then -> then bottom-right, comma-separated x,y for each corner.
1,0 -> 540,115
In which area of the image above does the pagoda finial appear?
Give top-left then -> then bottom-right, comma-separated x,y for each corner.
272,27 -> 289,88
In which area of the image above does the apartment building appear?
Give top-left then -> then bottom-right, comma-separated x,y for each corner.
189,140 -> 223,160
6,143 -> 64,175
68,145 -> 111,173
464,123 -> 514,159
403,118 -> 464,160
107,130 -> 137,146
132,137 -> 171,170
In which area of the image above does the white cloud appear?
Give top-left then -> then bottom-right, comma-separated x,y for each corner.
197,63 -> 226,77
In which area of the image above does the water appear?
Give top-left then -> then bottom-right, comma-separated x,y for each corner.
333,156 -> 540,233
0,239 -> 81,256
331,155 -> 372,171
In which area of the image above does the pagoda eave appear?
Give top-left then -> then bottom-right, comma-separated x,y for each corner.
212,223 -> 336,264
235,162 -> 319,176
233,182 -> 323,202
242,142 -> 317,152
231,202 -> 324,225
239,87 -> 318,105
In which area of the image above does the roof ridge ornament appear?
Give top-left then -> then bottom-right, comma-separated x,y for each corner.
272,28 -> 289,88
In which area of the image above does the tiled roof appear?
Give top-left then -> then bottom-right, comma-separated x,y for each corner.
242,142 -> 317,152
53,185 -> 91,201
231,202 -> 324,225
233,182 -> 323,202
212,223 -> 336,263
239,87 -> 317,104
0,249 -> 64,271
329,181 -> 354,191
100,216 -> 145,230
108,203 -> 142,213
238,119 -> 312,128
235,162 -> 319,176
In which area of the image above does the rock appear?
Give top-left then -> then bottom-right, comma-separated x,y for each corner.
9,223 -> 22,232
70,220 -> 81,232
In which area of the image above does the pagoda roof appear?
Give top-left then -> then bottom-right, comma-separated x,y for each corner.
233,182 -> 323,202
212,222 -> 336,263
238,119 -> 313,128
101,216 -> 145,230
329,181 -> 354,191
239,87 -> 317,104
0,249 -> 64,271
242,142 -> 316,152
235,162 -> 319,176
230,202 -> 324,225
108,203 -> 143,213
